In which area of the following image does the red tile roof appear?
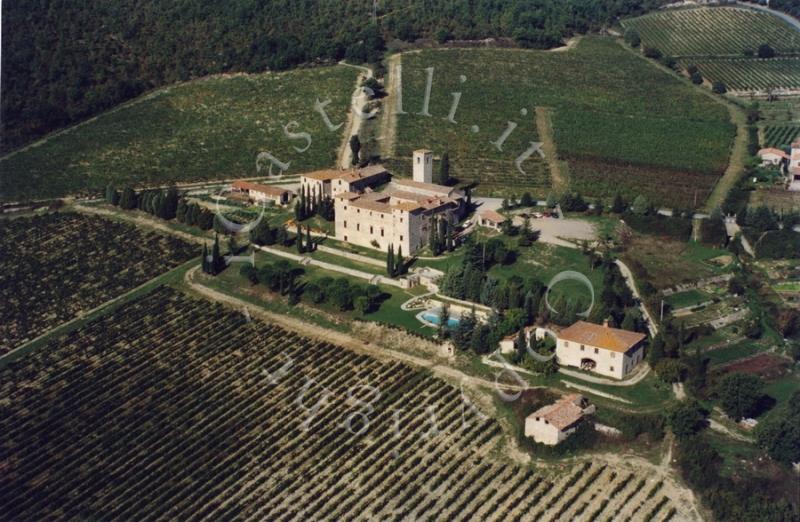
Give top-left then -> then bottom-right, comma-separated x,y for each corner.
558,321 -> 645,354
232,181 -> 291,197
530,394 -> 586,430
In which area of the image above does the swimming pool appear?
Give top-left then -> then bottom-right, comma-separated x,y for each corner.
420,307 -> 461,328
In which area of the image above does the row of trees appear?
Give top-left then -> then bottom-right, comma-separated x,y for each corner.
295,185 -> 334,222
240,261 -> 384,314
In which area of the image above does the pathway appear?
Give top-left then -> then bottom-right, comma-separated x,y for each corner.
337,61 -> 374,169
724,217 -> 755,256
615,259 -> 659,336
558,363 -> 651,387
534,107 -> 569,193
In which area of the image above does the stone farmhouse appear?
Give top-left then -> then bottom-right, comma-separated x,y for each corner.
299,164 -> 390,199
231,181 -> 294,206
790,139 -> 800,191
524,394 -> 595,445
757,147 -> 788,167
556,320 -> 646,379
328,150 -> 465,254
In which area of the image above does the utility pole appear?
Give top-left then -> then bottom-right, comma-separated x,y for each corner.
660,299 -> 665,323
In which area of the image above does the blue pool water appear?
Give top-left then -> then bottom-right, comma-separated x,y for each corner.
421,308 -> 461,328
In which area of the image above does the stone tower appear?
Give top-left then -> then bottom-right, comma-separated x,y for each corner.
413,149 -> 433,183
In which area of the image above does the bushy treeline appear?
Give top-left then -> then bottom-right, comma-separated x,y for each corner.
240,262 -> 385,314
737,206 -> 800,259
2,0 -> 666,152
106,184 -> 216,230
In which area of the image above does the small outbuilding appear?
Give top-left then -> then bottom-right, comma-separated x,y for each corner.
477,209 -> 507,231
524,394 -> 595,445
231,181 -> 294,206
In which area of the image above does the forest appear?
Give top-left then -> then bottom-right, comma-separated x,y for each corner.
2,0 -> 666,153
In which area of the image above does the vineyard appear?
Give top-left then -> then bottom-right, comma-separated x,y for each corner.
693,58 -> 800,93
0,286 -> 694,520
764,124 -> 800,148
393,37 -> 733,206
0,66 -> 356,202
621,7 -> 800,58
0,212 -> 196,354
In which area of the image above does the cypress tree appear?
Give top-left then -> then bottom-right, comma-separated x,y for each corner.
306,226 -> 313,252
396,245 -> 404,275
428,219 -> 438,255
296,222 -> 304,253
439,151 -> 450,185
202,244 -> 209,273
211,235 -> 222,275
387,244 -> 395,276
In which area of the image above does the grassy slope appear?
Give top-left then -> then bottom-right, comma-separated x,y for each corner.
0,66 -> 356,202
395,37 -> 734,206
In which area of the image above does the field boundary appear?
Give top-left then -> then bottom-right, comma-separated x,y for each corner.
534,106 -> 569,194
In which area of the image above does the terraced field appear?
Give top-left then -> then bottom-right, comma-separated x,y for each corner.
0,66 -> 356,202
693,58 -> 800,93
0,286 -> 696,521
391,37 -> 734,206
621,6 -> 799,58
0,212 -> 196,354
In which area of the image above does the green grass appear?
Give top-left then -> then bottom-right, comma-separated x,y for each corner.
208,250 -> 431,337
394,37 -> 734,207
705,340 -> 765,367
621,6 -> 800,58
665,289 -> 710,309
0,66 -> 357,201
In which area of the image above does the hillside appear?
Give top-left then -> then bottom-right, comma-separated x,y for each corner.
1,0 -> 668,153
622,6 -> 800,94
0,66 -> 356,202
389,37 -> 735,207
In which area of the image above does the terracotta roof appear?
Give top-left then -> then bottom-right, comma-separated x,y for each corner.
529,394 -> 586,430
558,321 -> 645,354
302,169 -> 344,181
393,178 -> 453,195
394,201 -> 423,212
758,148 -> 788,158
351,198 -> 393,213
414,148 -> 433,153
479,209 -> 507,224
231,181 -> 291,197
334,191 -> 361,201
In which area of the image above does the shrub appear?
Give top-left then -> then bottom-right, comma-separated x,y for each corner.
717,372 -> 764,420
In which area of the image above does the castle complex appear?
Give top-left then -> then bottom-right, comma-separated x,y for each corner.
299,150 -> 465,254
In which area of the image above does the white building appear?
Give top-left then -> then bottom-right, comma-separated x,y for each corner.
499,326 -> 549,354
790,139 -> 800,191
556,320 -> 646,380
231,181 -> 294,206
413,149 -> 433,183
757,148 -> 788,167
525,394 -> 595,445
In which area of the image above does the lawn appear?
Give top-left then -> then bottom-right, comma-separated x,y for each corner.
665,289 -> 710,310
705,340 -> 767,367
392,37 -> 734,206
0,66 -> 357,201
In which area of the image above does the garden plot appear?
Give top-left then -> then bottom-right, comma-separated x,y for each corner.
0,286 -> 697,520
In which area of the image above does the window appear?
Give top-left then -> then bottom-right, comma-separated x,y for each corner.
594,348 -> 599,354
380,229 -> 384,237
564,341 -> 569,347
610,366 -> 614,372
535,417 -> 540,421
344,221 -> 347,228
370,226 -> 373,234
356,224 -> 360,231
400,235 -> 403,241
344,235 -> 348,241
610,352 -> 615,358
580,345 -> 584,351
